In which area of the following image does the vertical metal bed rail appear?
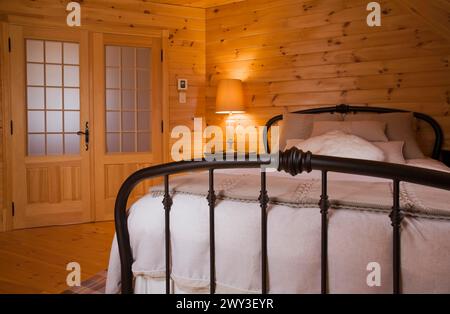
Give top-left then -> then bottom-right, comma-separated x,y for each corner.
258,171 -> 269,294
207,169 -> 217,294
390,179 -> 402,294
162,175 -> 173,294
319,171 -> 330,294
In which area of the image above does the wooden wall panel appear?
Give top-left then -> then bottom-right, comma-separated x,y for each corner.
149,0 -> 245,9
396,0 -> 450,42
26,165 -> 82,204
205,0 -> 450,150
104,163 -> 160,209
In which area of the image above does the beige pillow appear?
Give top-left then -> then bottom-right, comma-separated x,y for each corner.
345,112 -> 424,159
311,120 -> 388,142
372,141 -> 405,164
279,112 -> 342,150
407,158 -> 450,172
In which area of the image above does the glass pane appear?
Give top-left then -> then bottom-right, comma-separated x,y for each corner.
26,40 -> 44,63
45,41 -> 62,63
27,87 -> 44,109
64,88 -> 80,110
121,47 -> 135,67
106,67 -> 120,88
106,133 -> 120,153
104,45 -> 153,154
122,133 -> 135,152
122,112 -> 135,131
28,111 -> 45,132
137,132 -> 151,152
106,46 -> 120,67
28,134 -> 45,156
136,48 -> 150,68
137,111 -> 150,131
137,90 -> 150,110
45,64 -> 62,86
63,42 -> 79,64
137,69 -> 149,90
27,63 -> 44,85
46,87 -> 62,109
64,65 -> 79,87
47,134 -> 63,155
46,111 -> 62,132
64,111 -> 80,132
121,68 -> 135,89
65,134 -> 80,154
122,89 -> 135,110
106,111 -> 120,132
26,39 -> 83,157
106,89 -> 120,110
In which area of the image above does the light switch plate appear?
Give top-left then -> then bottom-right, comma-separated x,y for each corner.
179,91 -> 186,104
177,78 -> 188,90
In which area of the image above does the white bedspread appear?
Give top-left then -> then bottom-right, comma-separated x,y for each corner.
106,159 -> 450,294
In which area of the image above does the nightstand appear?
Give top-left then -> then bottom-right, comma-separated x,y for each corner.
440,150 -> 450,167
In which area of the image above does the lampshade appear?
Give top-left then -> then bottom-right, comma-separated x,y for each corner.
215,79 -> 245,114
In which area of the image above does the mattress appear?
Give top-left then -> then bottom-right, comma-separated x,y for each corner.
106,158 -> 450,294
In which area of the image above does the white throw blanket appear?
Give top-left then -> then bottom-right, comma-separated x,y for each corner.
106,160 -> 450,294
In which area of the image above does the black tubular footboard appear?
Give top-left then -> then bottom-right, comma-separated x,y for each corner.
114,148 -> 450,294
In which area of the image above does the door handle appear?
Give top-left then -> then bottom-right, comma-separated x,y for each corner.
77,122 -> 89,151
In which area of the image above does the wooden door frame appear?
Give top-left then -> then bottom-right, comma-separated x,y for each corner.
1,22 -> 13,232
0,22 -> 170,231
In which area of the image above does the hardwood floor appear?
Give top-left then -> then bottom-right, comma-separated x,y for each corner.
0,222 -> 115,294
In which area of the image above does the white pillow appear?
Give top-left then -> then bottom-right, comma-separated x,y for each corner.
285,139 -> 304,150
293,130 -> 385,161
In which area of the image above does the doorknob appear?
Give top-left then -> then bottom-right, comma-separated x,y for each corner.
77,122 -> 89,151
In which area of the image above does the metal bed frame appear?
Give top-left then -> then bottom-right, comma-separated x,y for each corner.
114,105 -> 450,294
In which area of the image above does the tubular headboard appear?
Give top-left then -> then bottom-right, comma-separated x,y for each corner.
264,104 -> 443,160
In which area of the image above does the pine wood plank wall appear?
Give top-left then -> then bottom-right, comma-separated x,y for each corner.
205,0 -> 450,150
150,0 -> 245,8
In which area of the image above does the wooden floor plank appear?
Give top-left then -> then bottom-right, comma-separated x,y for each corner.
0,222 -> 115,294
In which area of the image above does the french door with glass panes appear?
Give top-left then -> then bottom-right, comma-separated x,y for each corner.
92,33 -> 162,221
9,27 -> 162,228
10,26 -> 91,228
